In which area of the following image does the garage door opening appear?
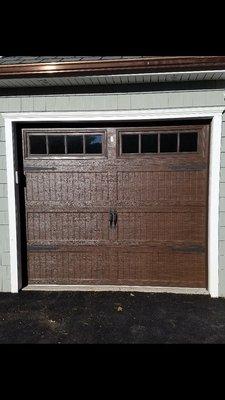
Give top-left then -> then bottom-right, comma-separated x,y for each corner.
13,120 -> 210,289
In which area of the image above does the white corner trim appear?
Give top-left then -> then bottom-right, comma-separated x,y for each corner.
5,119 -> 18,293
208,114 -> 223,297
3,107 -> 225,297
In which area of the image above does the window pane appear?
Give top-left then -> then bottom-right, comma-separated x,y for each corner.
160,133 -> 177,152
141,134 -> 158,153
179,132 -> 198,152
67,135 -> 83,154
85,135 -> 102,154
29,135 -> 47,155
48,135 -> 65,154
122,134 -> 139,153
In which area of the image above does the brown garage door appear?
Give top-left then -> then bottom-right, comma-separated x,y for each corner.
22,123 -> 209,287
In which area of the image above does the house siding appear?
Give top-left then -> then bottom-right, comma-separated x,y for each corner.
0,89 -> 225,294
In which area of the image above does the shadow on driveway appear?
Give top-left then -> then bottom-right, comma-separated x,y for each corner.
0,291 -> 225,344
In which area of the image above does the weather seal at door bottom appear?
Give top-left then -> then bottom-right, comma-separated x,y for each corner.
22,285 -> 209,295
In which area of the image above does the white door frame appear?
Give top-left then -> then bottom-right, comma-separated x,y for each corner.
3,107 -> 224,296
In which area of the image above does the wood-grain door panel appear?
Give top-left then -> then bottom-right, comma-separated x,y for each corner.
22,124 -> 209,287
27,247 -> 205,287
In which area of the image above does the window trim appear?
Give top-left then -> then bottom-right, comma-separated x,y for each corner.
117,126 -> 201,157
23,128 -> 107,159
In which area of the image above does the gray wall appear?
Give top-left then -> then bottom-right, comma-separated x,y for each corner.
0,88 -> 225,294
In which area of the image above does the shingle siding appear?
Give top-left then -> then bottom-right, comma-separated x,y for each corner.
0,142 -> 6,155
220,198 -> 225,212
219,212 -> 225,227
0,225 -> 9,252
0,184 -> 7,197
0,156 -> 6,170
0,198 -> 8,212
1,252 -> 10,266
220,168 -> 225,182
21,97 -> 34,111
0,127 -> 5,140
0,88 -> 225,293
0,266 -> 10,292
0,170 -> 7,184
0,212 -> 8,225
33,97 -> 46,111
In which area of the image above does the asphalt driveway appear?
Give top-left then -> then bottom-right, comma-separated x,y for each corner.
0,291 -> 225,344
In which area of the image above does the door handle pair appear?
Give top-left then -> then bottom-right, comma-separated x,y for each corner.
109,209 -> 117,228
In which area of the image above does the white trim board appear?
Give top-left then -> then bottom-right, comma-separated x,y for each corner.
3,107 -> 225,296
3,107 -> 225,122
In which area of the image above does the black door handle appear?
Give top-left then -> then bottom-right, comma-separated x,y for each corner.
109,209 -> 114,228
113,211 -> 117,228
109,209 -> 118,228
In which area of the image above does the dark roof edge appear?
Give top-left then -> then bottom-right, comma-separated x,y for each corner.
1,56 -> 225,79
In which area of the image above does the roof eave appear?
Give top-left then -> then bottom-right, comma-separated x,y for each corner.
1,56 -> 225,79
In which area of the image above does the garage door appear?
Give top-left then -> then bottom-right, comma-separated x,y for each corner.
22,123 -> 209,287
